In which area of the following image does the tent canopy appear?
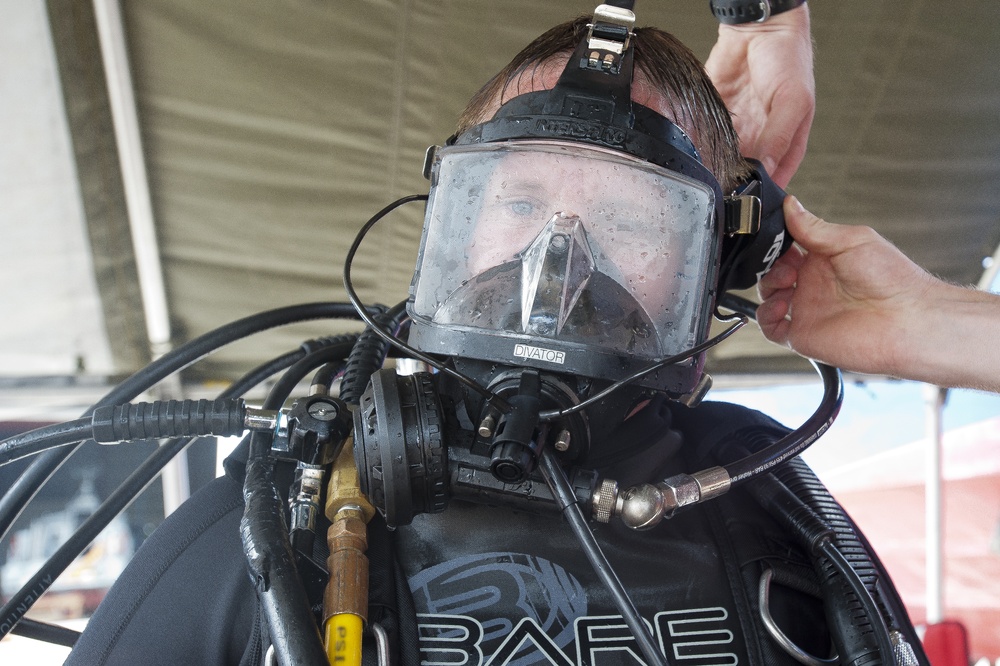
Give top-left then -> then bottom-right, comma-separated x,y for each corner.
4,0 -> 1000,411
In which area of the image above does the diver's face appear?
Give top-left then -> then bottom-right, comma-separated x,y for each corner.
462,60 -> 713,316
468,149 -> 696,318
469,153 -> 675,284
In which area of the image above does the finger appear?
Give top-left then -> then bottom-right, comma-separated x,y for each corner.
758,239 -> 805,291
770,114 -> 813,188
757,260 -> 798,298
783,197 -> 830,248
755,293 -> 792,343
753,96 -> 813,187
783,197 -> 871,260
753,124 -> 793,185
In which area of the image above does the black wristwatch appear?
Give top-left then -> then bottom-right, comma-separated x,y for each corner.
709,0 -> 806,25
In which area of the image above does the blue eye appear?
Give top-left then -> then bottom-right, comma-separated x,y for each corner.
509,200 -> 536,217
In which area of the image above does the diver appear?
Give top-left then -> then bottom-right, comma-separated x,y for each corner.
55,5 -> 928,666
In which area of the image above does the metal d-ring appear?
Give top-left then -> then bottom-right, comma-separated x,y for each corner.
759,568 -> 839,666
372,622 -> 391,666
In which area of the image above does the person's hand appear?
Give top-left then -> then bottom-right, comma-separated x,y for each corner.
757,197 -> 1000,391
757,197 -> 935,375
706,5 -> 814,188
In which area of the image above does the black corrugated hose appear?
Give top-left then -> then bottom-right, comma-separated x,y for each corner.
240,340 -> 359,666
728,430 -> 929,666
0,303 -> 369,546
0,334 -> 358,645
340,301 -> 408,406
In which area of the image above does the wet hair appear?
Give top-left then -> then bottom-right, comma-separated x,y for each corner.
457,16 -> 751,191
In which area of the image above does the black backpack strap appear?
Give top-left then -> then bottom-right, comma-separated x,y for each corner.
363,514 -> 421,666
674,401 -> 929,665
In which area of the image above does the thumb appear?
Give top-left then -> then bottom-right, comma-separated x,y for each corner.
783,196 -> 845,255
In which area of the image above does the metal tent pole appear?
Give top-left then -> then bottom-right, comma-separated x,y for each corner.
924,384 -> 946,625
92,0 -> 189,513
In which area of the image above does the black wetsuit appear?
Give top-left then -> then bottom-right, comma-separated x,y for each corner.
63,400 -> 920,666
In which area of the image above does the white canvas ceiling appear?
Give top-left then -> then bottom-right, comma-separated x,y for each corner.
4,0 -> 1000,416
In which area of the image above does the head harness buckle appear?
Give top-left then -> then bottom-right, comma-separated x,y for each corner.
584,5 -> 636,73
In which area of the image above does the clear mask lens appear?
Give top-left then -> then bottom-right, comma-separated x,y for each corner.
408,140 -> 718,377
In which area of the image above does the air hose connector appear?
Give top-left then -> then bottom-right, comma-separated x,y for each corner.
91,398 -> 253,442
323,439 -> 376,666
593,466 -> 731,529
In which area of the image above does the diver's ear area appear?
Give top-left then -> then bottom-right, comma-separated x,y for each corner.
717,158 -> 795,293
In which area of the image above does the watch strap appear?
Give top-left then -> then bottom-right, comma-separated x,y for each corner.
709,0 -> 806,25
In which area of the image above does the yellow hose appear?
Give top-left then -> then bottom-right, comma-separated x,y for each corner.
324,612 -> 363,666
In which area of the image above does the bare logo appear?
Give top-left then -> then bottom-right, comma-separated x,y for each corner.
417,608 -> 738,666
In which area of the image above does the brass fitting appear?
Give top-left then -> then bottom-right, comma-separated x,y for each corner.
323,438 -> 376,624
326,436 -> 376,523
323,506 -> 370,623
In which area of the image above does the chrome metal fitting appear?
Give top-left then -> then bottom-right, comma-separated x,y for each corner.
244,406 -> 282,433
617,483 -> 666,530
692,466 -> 731,501
588,4 -> 636,54
478,414 -> 497,438
654,474 -> 701,518
592,478 -> 619,524
607,467 -> 733,531
584,4 -> 635,72
554,429 -> 572,452
679,372 -> 714,408
290,464 -> 326,533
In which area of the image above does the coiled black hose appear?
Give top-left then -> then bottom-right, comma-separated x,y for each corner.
721,433 -> 906,666
340,301 -> 408,406
742,468 -> 894,665
0,419 -> 92,467
773,458 -> 926,665
240,341 -> 357,666
0,334 -> 358,644
0,303 -> 368,545
0,398 -> 247,467
724,361 -> 843,484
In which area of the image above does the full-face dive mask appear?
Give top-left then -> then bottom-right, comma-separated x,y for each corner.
410,139 -> 718,392
406,8 -> 788,399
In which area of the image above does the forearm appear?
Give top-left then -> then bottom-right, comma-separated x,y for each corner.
890,281 -> 1000,392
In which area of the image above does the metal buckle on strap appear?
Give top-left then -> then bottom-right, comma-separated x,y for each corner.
755,0 -> 773,23
759,568 -> 838,666
584,4 -> 635,72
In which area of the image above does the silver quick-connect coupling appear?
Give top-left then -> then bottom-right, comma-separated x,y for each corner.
592,466 -> 731,529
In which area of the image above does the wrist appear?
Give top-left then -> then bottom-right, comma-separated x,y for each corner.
710,0 -> 807,26
891,282 -> 1000,391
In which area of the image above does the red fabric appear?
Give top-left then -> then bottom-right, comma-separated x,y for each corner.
923,620 -> 970,666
